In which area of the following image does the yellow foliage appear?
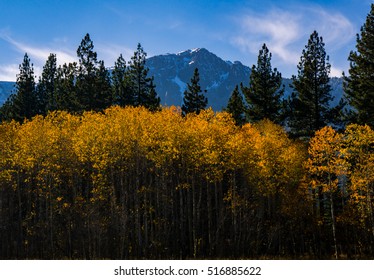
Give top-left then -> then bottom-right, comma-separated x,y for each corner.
248,120 -> 306,197
341,124 -> 374,223
305,126 -> 344,193
2,106 -> 374,258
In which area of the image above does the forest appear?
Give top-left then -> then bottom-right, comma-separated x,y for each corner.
0,107 -> 373,259
0,5 -> 372,259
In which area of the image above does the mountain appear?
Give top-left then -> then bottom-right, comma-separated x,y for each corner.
0,48 -> 345,110
329,77 -> 345,107
146,48 -> 251,110
281,77 -> 344,107
147,48 -> 345,110
0,81 -> 15,105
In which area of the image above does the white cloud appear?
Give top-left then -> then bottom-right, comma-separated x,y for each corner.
308,7 -> 355,50
0,64 -> 43,82
231,5 -> 355,76
231,9 -> 302,66
0,64 -> 19,81
330,65 -> 344,78
0,34 -> 76,78
0,33 -> 135,81
6,35 -> 76,64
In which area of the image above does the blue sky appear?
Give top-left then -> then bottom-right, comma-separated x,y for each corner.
0,0 -> 371,81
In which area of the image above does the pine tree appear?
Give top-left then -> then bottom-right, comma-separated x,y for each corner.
182,68 -> 208,115
344,4 -> 374,127
147,77 -> 161,112
289,31 -> 333,138
241,43 -> 284,124
95,60 -> 113,110
127,43 -> 160,110
0,95 -> 15,122
112,54 -> 132,106
54,62 -> 80,112
36,53 -> 57,115
76,33 -> 101,111
226,85 -> 246,126
2,53 -> 37,122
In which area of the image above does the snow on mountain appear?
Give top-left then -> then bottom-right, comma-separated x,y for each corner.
171,75 -> 187,98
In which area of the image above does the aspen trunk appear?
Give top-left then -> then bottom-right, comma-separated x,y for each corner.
330,192 -> 338,259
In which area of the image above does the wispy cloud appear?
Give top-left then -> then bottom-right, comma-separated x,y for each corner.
232,9 -> 301,65
96,43 -> 134,65
0,64 -> 19,81
0,33 -> 76,80
231,4 -> 355,76
312,8 -> 355,50
0,32 -> 135,81
1,34 -> 76,65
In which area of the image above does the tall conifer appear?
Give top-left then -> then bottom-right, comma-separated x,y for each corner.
4,53 -> 37,121
344,4 -> 374,126
95,60 -> 113,110
147,77 -> 161,112
76,33 -> 100,111
289,31 -> 333,138
54,62 -> 80,112
112,54 -> 132,106
241,43 -> 284,124
181,68 -> 208,115
226,85 -> 246,126
127,43 -> 160,110
36,53 -> 57,114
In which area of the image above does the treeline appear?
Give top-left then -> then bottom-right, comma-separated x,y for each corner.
1,5 -> 373,133
226,5 -> 374,135
0,34 -> 161,122
0,107 -> 373,259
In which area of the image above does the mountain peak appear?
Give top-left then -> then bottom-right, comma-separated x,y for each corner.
176,48 -> 207,56
147,48 -> 251,110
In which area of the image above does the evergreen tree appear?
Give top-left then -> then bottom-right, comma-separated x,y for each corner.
76,33 -> 101,110
343,4 -> 374,127
181,68 -> 208,115
147,77 -> 161,112
2,53 -> 37,122
94,60 -> 113,110
127,43 -> 160,110
0,95 -> 15,122
226,85 -> 246,126
289,31 -> 333,138
241,43 -> 284,124
54,62 -> 80,112
112,54 -> 132,106
36,53 -> 57,115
